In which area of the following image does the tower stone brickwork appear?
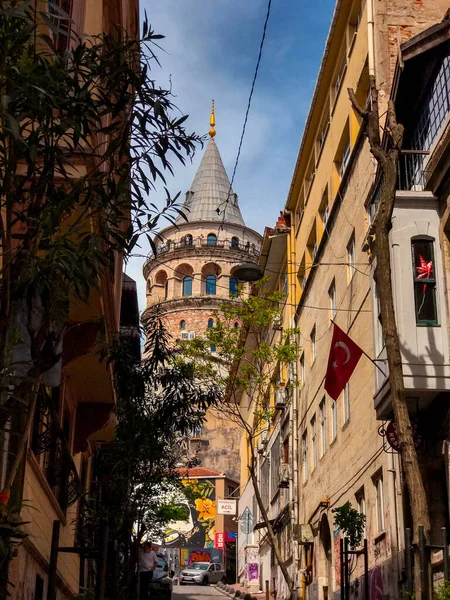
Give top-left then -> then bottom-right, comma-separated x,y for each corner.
143,106 -> 262,482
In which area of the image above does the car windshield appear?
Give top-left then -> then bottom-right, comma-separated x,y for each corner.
190,563 -> 209,570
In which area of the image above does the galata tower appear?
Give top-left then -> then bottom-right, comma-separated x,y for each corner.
143,105 -> 262,481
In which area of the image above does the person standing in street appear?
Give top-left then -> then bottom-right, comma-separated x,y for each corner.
139,542 -> 158,600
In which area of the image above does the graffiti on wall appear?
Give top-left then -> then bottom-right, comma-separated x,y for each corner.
245,546 -> 259,582
248,563 -> 259,581
164,478 -> 216,549
180,548 -> 223,567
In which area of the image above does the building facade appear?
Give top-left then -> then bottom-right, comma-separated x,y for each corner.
3,1 -> 139,598
238,1 -> 450,600
142,111 -> 262,482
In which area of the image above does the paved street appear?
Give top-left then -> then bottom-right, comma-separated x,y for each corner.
174,584 -> 225,600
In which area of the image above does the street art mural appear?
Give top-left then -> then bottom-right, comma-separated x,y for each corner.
245,545 -> 259,582
180,548 -> 223,568
164,478 -> 216,549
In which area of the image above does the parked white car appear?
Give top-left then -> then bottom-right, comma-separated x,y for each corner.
180,562 -> 225,585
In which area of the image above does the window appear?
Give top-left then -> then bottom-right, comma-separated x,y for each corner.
191,424 -> 202,438
228,485 -> 237,497
34,574 -> 44,600
339,141 -> 351,179
311,416 -> 318,470
300,354 -> 305,387
180,320 -> 186,330
282,271 -> 288,297
316,109 -> 330,157
374,474 -> 385,533
334,55 -> 347,100
347,233 -> 356,282
183,276 -> 193,297
343,384 -> 350,424
185,234 -> 193,246
356,488 -> 366,540
411,239 -> 438,326
330,398 -> 337,442
374,279 -> 384,354
206,275 -> 216,295
328,280 -> 336,321
208,318 -> 214,328
49,0 -> 73,53
207,233 -> 217,246
234,321 -> 239,329
231,237 -> 239,248
229,277 -> 239,297
302,430 -> 309,482
310,326 -> 316,363
271,434 -> 281,498
319,399 -> 326,457
164,281 -> 168,300
210,344 -> 217,353
261,459 -> 270,508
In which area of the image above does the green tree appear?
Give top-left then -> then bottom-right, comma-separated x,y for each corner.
93,314 -> 219,599
181,279 -> 300,599
0,2 -> 201,595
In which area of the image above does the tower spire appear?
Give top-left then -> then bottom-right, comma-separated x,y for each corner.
209,100 -> 216,138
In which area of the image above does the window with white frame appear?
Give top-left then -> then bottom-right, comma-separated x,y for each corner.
374,473 -> 385,533
347,233 -> 356,282
302,430 -> 309,482
330,398 -> 337,442
334,54 -> 347,100
329,280 -> 336,321
356,488 -> 366,540
310,326 -> 316,364
343,384 -> 350,424
319,399 -> 326,457
311,415 -> 318,470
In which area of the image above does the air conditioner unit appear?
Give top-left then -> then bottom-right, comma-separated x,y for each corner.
275,388 -> 287,410
272,316 -> 283,331
278,463 -> 290,488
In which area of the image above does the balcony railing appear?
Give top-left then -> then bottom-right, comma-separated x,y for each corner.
146,235 -> 260,261
31,395 -> 82,513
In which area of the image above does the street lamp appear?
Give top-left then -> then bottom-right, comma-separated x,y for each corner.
230,262 -> 264,282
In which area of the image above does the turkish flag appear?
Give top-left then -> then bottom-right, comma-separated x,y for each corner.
324,324 -> 363,400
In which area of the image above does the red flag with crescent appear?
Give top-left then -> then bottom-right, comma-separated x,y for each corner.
324,324 -> 363,400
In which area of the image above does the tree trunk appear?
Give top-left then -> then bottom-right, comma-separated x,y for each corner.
349,78 -> 430,599
248,446 -> 295,600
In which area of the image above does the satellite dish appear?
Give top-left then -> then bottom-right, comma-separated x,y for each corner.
231,262 -> 264,282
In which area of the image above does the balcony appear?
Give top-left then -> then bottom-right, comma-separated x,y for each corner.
31,395 -> 82,513
372,191 -> 450,419
143,235 -> 260,268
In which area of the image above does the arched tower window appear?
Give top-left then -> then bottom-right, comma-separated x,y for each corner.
180,320 -> 186,330
207,233 -> 217,246
164,281 -> 168,300
234,321 -> 239,329
229,277 -> 238,297
206,275 -> 216,295
185,234 -> 193,246
231,237 -> 239,248
183,276 -> 193,297
208,318 -> 214,328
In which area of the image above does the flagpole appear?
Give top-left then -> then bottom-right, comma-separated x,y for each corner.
330,320 -> 386,377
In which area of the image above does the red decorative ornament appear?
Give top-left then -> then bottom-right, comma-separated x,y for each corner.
416,254 -> 433,293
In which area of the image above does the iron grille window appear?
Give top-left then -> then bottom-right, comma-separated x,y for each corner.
411,239 -> 438,326
399,54 -> 450,190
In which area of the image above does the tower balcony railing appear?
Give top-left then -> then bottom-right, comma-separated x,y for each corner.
145,235 -> 260,262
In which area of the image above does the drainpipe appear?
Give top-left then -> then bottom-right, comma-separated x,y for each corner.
387,451 -> 400,593
285,209 -> 300,595
367,0 -> 375,78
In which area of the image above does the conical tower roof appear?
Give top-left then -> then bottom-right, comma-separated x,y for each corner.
175,118 -> 245,226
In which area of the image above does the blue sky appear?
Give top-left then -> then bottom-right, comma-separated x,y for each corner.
127,0 -> 336,310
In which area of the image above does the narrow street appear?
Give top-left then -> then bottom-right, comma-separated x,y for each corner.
173,584 -> 226,600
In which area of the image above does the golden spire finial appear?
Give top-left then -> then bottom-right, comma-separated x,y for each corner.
209,100 -> 216,137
